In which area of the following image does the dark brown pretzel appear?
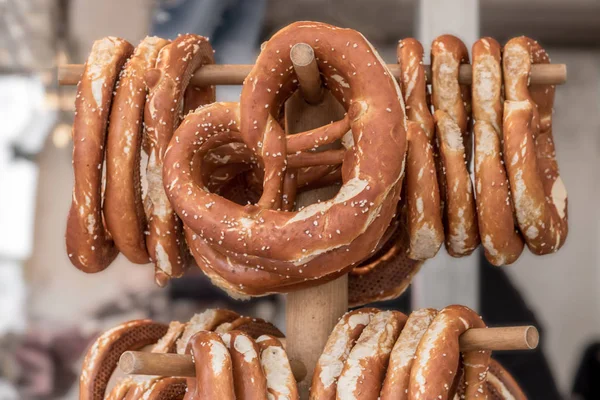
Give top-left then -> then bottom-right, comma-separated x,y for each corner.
164,22 -> 407,296
66,37 -> 133,272
503,37 -> 568,254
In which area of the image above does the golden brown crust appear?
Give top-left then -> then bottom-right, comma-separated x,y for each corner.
502,37 -> 568,254
310,308 -> 378,399
472,37 -> 524,266
104,36 -> 169,265
163,21 -> 407,296
183,331 -> 236,400
409,305 -> 491,399
143,377 -> 187,400
380,308 -> 438,400
66,36 -> 133,273
486,359 -> 527,400
176,309 -> 240,355
398,39 -> 444,260
143,34 -> 215,286
336,311 -> 406,400
79,320 -> 168,400
221,331 -> 268,400
256,335 -> 299,400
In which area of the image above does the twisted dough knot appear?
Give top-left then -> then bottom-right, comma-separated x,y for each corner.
164,22 -> 408,297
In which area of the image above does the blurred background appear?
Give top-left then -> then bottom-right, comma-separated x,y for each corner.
0,0 -> 598,398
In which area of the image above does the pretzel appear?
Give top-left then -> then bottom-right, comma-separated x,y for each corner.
103,36 -> 169,265
141,377 -> 187,400
485,359 -> 527,400
472,37 -> 524,266
398,38 -> 444,260
79,320 -> 168,400
221,331 -> 268,400
410,305 -> 491,399
216,316 -> 285,338
379,308 -> 438,399
164,21 -> 407,296
256,335 -> 299,400
176,308 -> 240,354
143,34 -> 215,286
503,37 -> 568,254
431,35 -> 480,257
66,37 -> 133,273
310,308 -> 378,399
336,310 -> 406,400
183,331 -> 236,399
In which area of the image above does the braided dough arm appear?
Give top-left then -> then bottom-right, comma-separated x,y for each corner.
216,316 -> 284,338
79,320 -> 168,400
66,37 -> 133,272
380,308 -> 438,400
485,359 -> 527,400
472,37 -> 524,265
221,331 -> 268,400
183,331 -> 236,400
310,308 -> 378,400
104,36 -> 169,265
503,37 -> 568,254
143,34 -> 215,286
256,335 -> 299,400
434,110 -> 480,256
336,311 -> 406,400
410,305 -> 491,399
142,377 -> 187,400
176,309 -> 240,355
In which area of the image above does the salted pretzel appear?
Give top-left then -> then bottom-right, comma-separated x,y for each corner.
164,21 -> 407,296
380,308 -> 437,399
143,34 -> 215,286
485,359 -> 527,400
503,37 -> 568,254
431,35 -> 480,257
336,311 -> 406,400
66,37 -> 133,273
398,38 -> 444,260
221,331 -> 268,399
104,36 -> 170,265
410,305 -> 491,399
256,335 -> 299,400
472,37 -> 525,266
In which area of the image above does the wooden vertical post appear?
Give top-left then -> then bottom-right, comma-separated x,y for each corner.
412,0 -> 482,312
284,43 -> 347,399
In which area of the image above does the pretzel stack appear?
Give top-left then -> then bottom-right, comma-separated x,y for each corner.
66,21 -> 568,303
310,305 -> 526,400
79,308 -> 293,400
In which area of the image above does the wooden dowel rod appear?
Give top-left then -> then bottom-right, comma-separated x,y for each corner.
118,325 -> 539,379
290,43 -> 324,104
57,63 -> 567,86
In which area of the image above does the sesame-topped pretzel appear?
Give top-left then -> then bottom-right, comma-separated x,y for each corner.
398,38 -> 444,260
144,34 -> 215,286
410,305 -> 491,399
502,37 -> 568,254
431,35 -> 480,257
472,37 -> 525,266
164,21 -> 407,297
66,37 -> 133,273
104,36 -> 170,265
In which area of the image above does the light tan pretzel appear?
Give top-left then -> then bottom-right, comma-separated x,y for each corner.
256,335 -> 299,400
79,320 -> 168,400
397,38 -> 443,260
310,308 -> 378,399
503,37 -> 568,254
336,311 -> 406,400
143,34 -> 215,286
164,21 -> 407,296
380,308 -> 438,399
410,305 -> 491,399
66,37 -> 133,273
104,36 -> 169,265
183,331 -> 236,400
431,35 -> 480,257
472,37 -> 524,266
221,331 -> 269,400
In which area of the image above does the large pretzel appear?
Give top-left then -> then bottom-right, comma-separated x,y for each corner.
164,22 -> 407,296
431,35 -> 480,257
398,38 -> 444,260
472,37 -> 525,266
66,37 -> 133,272
502,37 -> 568,254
